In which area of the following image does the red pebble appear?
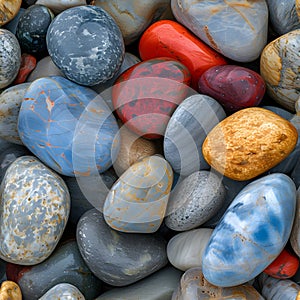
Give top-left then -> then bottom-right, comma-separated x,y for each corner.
112,57 -> 191,139
13,53 -> 37,84
139,20 -> 227,89
198,65 -> 266,112
264,248 -> 299,279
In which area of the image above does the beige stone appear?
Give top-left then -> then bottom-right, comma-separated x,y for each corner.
0,281 -> 22,300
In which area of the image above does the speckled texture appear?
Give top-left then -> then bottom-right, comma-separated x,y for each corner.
167,228 -> 213,271
0,281 -> 22,300
36,0 -> 87,14
171,0 -> 268,62
39,283 -> 85,300
202,173 -> 296,287
165,171 -> 225,231
6,240 -> 102,300
18,76 -> 120,176
77,209 -> 168,286
164,94 -> 226,176
0,83 -> 30,145
0,0 -> 22,26
260,29 -> 300,111
0,29 -> 21,89
267,0 -> 300,35
104,155 -> 173,233
46,5 -> 125,86
0,156 -> 70,265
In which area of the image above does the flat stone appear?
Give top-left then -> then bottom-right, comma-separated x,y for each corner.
171,0 -> 268,62
202,173 -> 296,287
167,228 -> 213,271
46,6 -> 125,86
39,283 -> 85,300
0,281 -> 22,300
165,171 -> 225,231
0,0 -> 22,26
77,208 -> 168,286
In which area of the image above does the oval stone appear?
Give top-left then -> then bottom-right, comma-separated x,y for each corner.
202,173 -> 297,287
198,65 -> 266,112
260,29 -> 300,111
0,156 -> 70,265
202,107 -> 298,181
171,0 -> 268,62
164,94 -> 226,176
46,5 -> 125,86
139,20 -> 227,88
77,209 -> 168,286
104,155 -> 173,233
35,0 -> 87,14
18,76 -> 120,176
0,0 -> 22,26
0,281 -> 22,300
39,283 -> 85,300
112,58 -> 191,139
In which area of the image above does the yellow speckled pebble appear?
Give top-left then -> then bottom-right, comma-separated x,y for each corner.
202,107 -> 298,181
0,281 -> 22,300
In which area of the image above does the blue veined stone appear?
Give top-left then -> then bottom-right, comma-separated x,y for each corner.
202,173 -> 296,287
18,76 -> 120,177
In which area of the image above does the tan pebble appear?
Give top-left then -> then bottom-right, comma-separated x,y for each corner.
202,107 -> 298,181
0,281 -> 22,300
0,0 -> 22,26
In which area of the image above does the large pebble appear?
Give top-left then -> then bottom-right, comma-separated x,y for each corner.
167,228 -> 213,271
260,29 -> 300,111
164,94 -> 226,176
202,107 -> 298,181
171,0 -> 268,62
6,240 -> 102,300
0,1 -> 22,26
77,209 -> 168,286
46,5 -> 125,86
39,283 -> 85,300
165,171 -> 225,231
0,281 -> 22,300
0,156 -> 70,265
202,173 -> 297,287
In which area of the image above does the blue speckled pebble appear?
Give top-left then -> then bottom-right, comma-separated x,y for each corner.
18,76 -> 120,176
0,156 -> 70,265
46,5 -> 125,86
202,173 -> 296,287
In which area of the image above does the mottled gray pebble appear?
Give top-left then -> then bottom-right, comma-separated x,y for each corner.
39,283 -> 85,300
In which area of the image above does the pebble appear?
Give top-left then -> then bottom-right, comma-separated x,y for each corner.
167,228 -> 213,271
0,29 -> 21,89
46,5 -> 125,86
164,94 -> 226,176
260,29 -> 300,111
202,107 -> 298,181
0,156 -> 70,265
165,170 -> 226,231
171,0 -> 268,62
0,1 -> 22,26
202,173 -> 296,287
77,209 -> 168,286
290,188 -> 300,256
36,0 -> 87,14
13,53 -> 36,84
104,155 -> 173,233
0,281 -> 22,300
39,283 -> 85,300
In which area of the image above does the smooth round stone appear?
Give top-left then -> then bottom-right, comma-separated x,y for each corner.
171,0 -> 268,62
104,155 -> 173,233
139,20 -> 227,89
26,56 -> 64,82
16,5 -> 54,55
0,156 -> 70,265
172,267 -> 264,300
13,53 -> 37,84
39,283 -> 85,300
0,83 -> 30,145
0,29 -> 21,89
164,94 -> 226,176
260,29 -> 300,111
258,273 -> 300,300
96,267 -> 182,300
3,8 -> 25,35
167,228 -> 213,271
6,240 -> 102,300
46,5 -> 125,86
202,173 -> 297,287
0,0 -> 22,26
290,188 -> 300,256
165,171 -> 225,231
18,76 -> 120,176
94,0 -> 170,45
112,58 -> 191,139
0,281 -> 22,300
202,107 -> 298,181
198,65 -> 266,112
267,0 -> 300,35
36,0 -> 87,14
77,209 -> 168,286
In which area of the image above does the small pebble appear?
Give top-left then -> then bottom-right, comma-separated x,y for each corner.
13,53 -> 36,84
0,281 -> 22,300
0,0 -> 22,26
39,283 -> 85,300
